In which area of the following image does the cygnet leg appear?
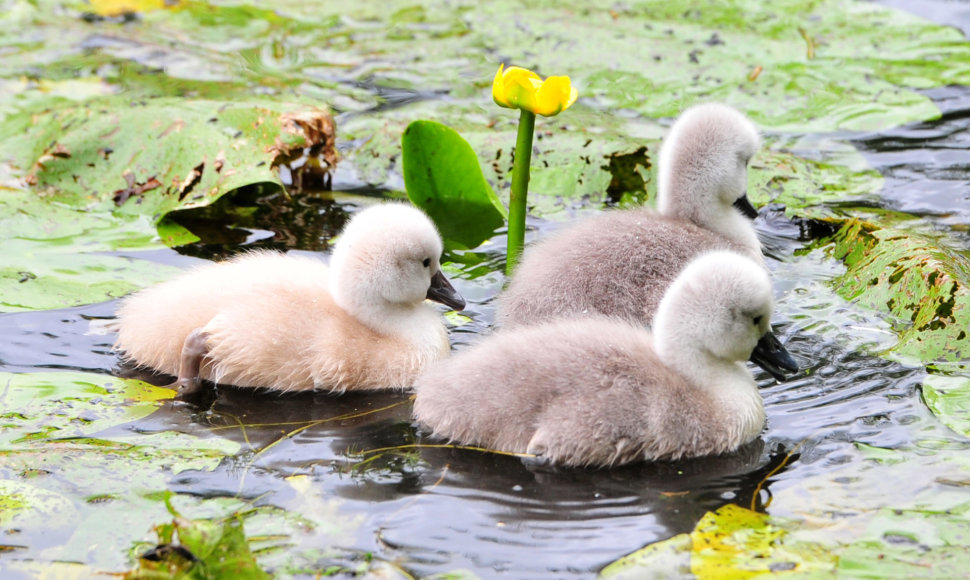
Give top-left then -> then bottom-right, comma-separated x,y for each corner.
523,433 -> 559,470
174,329 -> 210,401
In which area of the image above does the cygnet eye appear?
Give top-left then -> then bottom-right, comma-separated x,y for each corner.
752,315 -> 763,326
422,258 -> 431,268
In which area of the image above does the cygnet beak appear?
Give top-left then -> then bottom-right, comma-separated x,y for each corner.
749,331 -> 798,382
733,194 -> 759,219
427,269 -> 466,311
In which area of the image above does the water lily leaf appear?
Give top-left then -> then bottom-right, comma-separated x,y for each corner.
0,243 -> 180,313
402,120 -> 506,249
0,371 -> 173,445
0,186 -> 185,312
749,147 -> 885,218
0,98 -> 334,311
823,219 -> 970,365
0,478 -> 79,528
130,513 -> 270,579
599,504 -> 836,578
0,97 -> 335,218
474,0 -> 959,132
0,479 -> 80,550
0,372 -> 243,569
838,506 -> 970,578
599,533 -> 692,579
922,375 -> 970,438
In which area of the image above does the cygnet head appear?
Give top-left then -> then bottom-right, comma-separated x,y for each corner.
657,103 -> 762,234
653,251 -> 797,382
328,203 -> 465,315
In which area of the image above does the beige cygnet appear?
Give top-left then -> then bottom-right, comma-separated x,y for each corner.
496,102 -> 763,328
413,251 -> 797,468
114,203 -> 465,399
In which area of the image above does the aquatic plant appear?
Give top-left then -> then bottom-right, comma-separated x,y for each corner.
492,64 -> 578,274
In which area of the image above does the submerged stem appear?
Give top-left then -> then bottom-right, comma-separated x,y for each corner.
506,108 -> 535,276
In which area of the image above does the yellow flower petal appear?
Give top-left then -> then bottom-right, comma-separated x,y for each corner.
492,64 -> 578,116
492,64 -> 511,108
533,75 -> 578,117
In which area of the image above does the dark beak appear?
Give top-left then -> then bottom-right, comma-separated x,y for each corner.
749,332 -> 798,382
733,194 -> 759,219
426,270 -> 465,311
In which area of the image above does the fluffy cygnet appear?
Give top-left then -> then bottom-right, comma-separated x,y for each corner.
413,251 -> 797,468
114,203 -> 465,399
657,102 -> 762,253
496,102 -> 763,328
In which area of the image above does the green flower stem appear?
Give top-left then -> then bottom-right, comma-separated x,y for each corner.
507,108 -> 535,276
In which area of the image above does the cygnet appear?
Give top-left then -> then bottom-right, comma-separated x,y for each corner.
413,251 -> 797,468
496,102 -> 763,328
114,203 -> 465,400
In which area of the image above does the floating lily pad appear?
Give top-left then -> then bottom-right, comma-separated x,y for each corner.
599,504 -> 836,578
748,147 -> 885,218
0,97 -> 335,218
130,500 -> 270,580
0,479 -> 80,551
603,502 -> 970,579
0,371 -> 173,445
0,97 -> 334,311
838,506 -> 970,578
823,219 -> 970,365
922,375 -> 970,438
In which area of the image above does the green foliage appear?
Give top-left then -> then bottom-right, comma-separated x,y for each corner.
402,120 -> 506,249
127,497 -> 270,580
0,372 -> 172,444
0,372 -> 244,571
922,375 -> 970,438
837,506 -> 970,578
601,502 -> 970,579
823,219 -> 970,365
0,479 -> 79,530
748,147 -> 885,218
599,504 -> 836,578
0,97 -> 333,312
0,97 -> 332,218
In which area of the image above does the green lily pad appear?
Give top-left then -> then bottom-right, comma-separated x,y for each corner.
604,484 -> 970,579
0,372 -> 244,569
0,97 -> 334,312
0,371 -> 173,445
474,0 -> 957,132
0,479 -> 79,529
823,219 -> 970,365
922,375 -> 970,438
599,504 -> 837,578
129,500 -> 270,580
402,120 -> 506,249
838,506 -> 970,578
749,146 -> 885,218
342,101 -> 658,217
0,97 -> 334,218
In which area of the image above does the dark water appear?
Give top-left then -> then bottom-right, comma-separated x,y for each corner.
3,2 -> 970,578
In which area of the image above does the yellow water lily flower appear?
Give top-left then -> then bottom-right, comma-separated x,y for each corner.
492,64 -> 578,117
